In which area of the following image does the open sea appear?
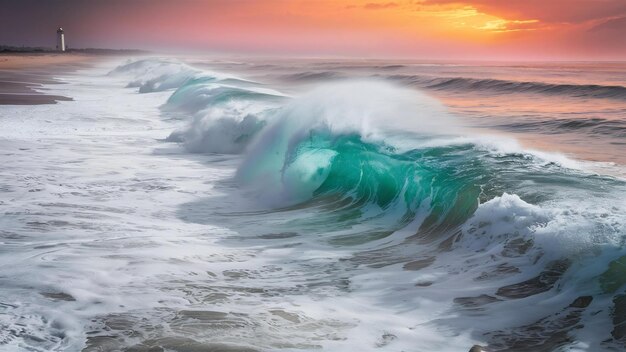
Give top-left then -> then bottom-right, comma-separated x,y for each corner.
1,57 -> 625,351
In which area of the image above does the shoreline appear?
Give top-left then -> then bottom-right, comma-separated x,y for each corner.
0,53 -> 103,105
0,52 -> 100,69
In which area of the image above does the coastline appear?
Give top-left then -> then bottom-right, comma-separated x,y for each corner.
0,52 -> 97,69
0,53 -> 101,105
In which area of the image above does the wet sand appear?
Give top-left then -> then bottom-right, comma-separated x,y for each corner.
0,53 -> 97,105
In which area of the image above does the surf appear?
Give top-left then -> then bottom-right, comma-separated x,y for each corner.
106,58 -> 626,351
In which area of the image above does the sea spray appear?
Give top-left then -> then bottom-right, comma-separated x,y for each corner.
99,58 -> 626,351
236,80 -> 458,204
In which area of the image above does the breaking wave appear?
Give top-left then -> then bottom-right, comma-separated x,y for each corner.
111,58 -> 626,351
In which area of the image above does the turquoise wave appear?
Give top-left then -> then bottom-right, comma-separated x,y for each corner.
111,58 -> 626,350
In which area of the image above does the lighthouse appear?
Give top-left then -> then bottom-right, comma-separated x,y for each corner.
56,28 -> 65,52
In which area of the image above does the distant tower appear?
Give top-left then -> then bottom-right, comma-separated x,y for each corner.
56,27 -> 65,52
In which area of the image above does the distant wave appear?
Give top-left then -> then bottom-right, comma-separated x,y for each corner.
388,74 -> 626,100
280,71 -> 344,82
499,117 -> 626,138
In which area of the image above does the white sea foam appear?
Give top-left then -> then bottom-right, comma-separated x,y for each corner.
0,57 -> 625,352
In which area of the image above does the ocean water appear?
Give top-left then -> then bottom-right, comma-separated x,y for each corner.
0,57 -> 625,352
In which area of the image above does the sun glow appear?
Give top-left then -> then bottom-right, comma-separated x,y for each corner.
476,19 -> 540,32
3,0 -> 624,59
273,1 -> 544,43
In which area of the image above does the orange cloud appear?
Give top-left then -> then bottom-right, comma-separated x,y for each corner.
422,0 -> 626,24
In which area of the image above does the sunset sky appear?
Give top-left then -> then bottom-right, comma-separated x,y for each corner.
1,0 -> 625,60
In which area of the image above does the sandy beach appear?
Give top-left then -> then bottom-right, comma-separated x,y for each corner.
0,53 -> 95,69
0,53 -> 96,104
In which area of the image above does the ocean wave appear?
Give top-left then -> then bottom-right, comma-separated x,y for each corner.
109,58 -> 204,93
111,60 -> 626,350
109,58 -> 243,93
279,71 -> 344,82
231,79 -> 626,350
111,59 -> 286,153
498,117 -> 626,138
235,81 -> 457,204
164,81 -> 285,115
388,74 -> 626,100
162,73 -> 285,154
166,115 -> 267,154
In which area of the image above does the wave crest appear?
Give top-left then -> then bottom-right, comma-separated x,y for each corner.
389,74 -> 626,100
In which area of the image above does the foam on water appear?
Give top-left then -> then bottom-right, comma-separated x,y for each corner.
1,57 -> 625,352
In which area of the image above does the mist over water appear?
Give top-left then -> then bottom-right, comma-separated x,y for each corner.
1,57 -> 625,351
